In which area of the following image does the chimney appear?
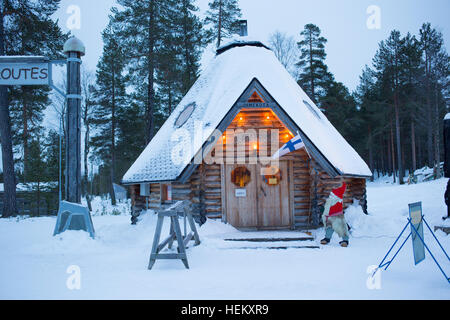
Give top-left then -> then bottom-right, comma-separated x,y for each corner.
238,20 -> 248,37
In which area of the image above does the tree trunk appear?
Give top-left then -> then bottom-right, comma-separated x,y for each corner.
37,137 -> 41,216
425,55 -> 434,167
146,3 -> 155,143
22,90 -> 29,181
110,66 -> 117,206
394,99 -> 403,183
380,136 -> 385,176
83,106 -> 92,212
411,120 -> 417,172
217,0 -> 223,47
387,135 -> 392,174
434,84 -> 441,178
309,32 -> 315,103
182,0 -> 192,94
368,125 -> 374,181
390,120 -> 396,183
417,135 -> 423,169
0,7 -> 18,218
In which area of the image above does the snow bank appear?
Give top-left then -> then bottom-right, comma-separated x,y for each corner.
0,179 -> 448,299
81,196 -> 131,217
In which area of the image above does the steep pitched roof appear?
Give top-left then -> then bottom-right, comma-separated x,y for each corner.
122,39 -> 372,184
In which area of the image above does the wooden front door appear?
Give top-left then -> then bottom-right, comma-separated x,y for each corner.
256,161 -> 291,228
225,164 -> 258,227
224,161 -> 292,229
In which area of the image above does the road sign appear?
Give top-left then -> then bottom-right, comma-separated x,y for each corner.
409,202 -> 425,265
0,56 -> 50,86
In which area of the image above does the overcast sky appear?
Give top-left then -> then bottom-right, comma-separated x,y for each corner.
52,0 -> 450,91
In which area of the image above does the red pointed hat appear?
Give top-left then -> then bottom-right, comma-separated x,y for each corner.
332,182 -> 346,199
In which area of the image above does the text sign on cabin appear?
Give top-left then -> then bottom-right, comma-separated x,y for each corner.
0,57 -> 50,86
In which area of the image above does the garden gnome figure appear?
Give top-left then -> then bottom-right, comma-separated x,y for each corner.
320,181 -> 350,247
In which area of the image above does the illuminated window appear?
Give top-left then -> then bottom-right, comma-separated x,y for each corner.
231,167 -> 251,187
248,91 -> 265,103
261,165 -> 282,186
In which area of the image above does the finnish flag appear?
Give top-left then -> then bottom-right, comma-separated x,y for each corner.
272,134 -> 306,159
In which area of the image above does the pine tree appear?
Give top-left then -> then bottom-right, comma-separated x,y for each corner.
296,24 -> 331,103
43,129 -> 64,185
156,3 -> 183,118
26,135 -> 46,216
156,0 -> 205,119
348,24 -> 448,181
321,80 -> 362,146
177,0 -> 205,95
156,42 -> 182,117
0,0 -> 66,217
81,68 -> 95,211
204,0 -> 242,47
115,101 -> 147,180
400,33 -> 422,173
113,0 -> 176,143
419,23 -> 449,176
373,30 -> 406,183
354,66 -> 388,178
91,21 -> 127,206
0,1 -> 17,217
7,0 -> 67,181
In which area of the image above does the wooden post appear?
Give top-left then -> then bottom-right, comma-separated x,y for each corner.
63,37 -> 85,203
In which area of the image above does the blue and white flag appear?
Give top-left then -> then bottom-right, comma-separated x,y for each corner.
272,134 -> 306,159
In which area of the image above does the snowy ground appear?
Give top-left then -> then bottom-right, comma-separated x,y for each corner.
0,179 -> 449,300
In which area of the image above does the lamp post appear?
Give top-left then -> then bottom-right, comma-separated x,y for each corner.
444,114 -> 450,220
63,37 -> 85,203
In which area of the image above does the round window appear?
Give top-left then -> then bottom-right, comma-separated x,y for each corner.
231,166 -> 251,188
175,102 -> 196,128
261,165 -> 282,186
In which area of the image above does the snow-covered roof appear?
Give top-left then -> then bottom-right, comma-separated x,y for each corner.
122,41 -> 372,184
445,113 -> 450,120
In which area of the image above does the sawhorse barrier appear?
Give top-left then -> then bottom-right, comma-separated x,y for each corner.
148,201 -> 201,270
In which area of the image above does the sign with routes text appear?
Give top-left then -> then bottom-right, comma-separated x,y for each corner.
0,57 -> 50,86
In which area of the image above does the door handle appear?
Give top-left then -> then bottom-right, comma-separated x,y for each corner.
260,186 -> 267,197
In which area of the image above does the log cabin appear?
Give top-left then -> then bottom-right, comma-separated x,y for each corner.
122,36 -> 372,230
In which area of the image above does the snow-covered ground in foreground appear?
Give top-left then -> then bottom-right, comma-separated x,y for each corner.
0,179 -> 449,300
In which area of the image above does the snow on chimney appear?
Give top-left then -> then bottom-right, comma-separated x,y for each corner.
239,20 -> 248,37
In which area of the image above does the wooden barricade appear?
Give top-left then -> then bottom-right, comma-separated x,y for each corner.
148,201 -> 201,270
